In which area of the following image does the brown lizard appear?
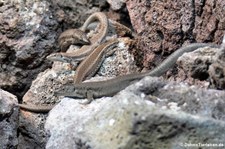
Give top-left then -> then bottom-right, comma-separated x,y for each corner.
19,43 -> 219,112
58,29 -> 90,52
55,43 -> 219,102
73,39 -> 119,83
18,39 -> 118,112
18,104 -> 54,113
47,12 -> 109,64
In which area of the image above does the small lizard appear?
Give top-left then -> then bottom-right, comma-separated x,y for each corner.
18,104 -> 54,113
18,39 -> 118,112
74,39 -> 119,83
19,43 -> 219,112
55,43 -> 219,102
58,29 -> 90,52
47,12 -> 109,64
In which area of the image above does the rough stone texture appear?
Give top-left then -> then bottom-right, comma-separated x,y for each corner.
51,0 -> 108,28
17,69 -> 65,149
0,89 -> 19,149
126,0 -> 225,70
18,111 -> 50,149
98,37 -> 138,77
107,0 -> 126,11
172,41 -> 225,89
173,46 -> 218,87
45,77 -> 225,149
0,1 -> 130,147
208,42 -> 225,89
0,1 -> 58,99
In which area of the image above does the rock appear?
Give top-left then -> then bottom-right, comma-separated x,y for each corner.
18,69 -> 64,149
0,1 -> 130,146
45,77 -> 225,149
52,0 -> 108,27
125,0 -> 224,70
107,0 -> 126,10
208,38 -> 225,89
0,0 -> 58,99
174,39 -> 225,89
1,0 -> 224,148
174,45 -> 219,87
18,111 -> 50,149
0,89 -> 19,149
209,62 -> 225,89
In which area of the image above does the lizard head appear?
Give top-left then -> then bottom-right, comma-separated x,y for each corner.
54,83 -> 86,99
72,29 -> 90,45
58,29 -> 91,51
79,33 -> 90,45
46,53 -> 71,63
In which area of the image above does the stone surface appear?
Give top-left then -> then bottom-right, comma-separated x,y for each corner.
0,0 -> 58,99
208,41 -> 225,89
52,0 -> 108,28
45,77 -> 225,149
173,46 -> 219,87
17,69 -> 64,149
0,89 -> 19,149
107,0 -> 126,10
126,0 -> 225,70
173,41 -> 225,89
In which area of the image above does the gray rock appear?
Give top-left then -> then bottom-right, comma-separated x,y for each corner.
208,37 -> 225,89
0,89 -> 19,149
107,0 -> 126,10
177,46 -> 218,80
176,42 -> 225,89
0,0 -> 58,99
45,77 -> 225,149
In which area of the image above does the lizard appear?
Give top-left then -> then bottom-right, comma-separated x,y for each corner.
54,43 -> 220,103
18,43 -> 219,113
58,29 -> 91,52
18,104 -> 54,113
73,39 -> 119,83
17,39 -> 118,113
17,12 -> 110,113
47,12 -> 109,64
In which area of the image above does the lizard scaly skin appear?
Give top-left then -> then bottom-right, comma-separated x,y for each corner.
73,39 -> 119,83
20,42 -> 220,112
55,43 -> 219,99
18,39 -> 117,112
18,104 -> 54,113
58,29 -> 90,52
47,12 -> 109,63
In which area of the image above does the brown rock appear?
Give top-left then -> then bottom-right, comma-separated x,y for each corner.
126,0 -> 224,72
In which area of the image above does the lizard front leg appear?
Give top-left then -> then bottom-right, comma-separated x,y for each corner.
79,90 -> 94,105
